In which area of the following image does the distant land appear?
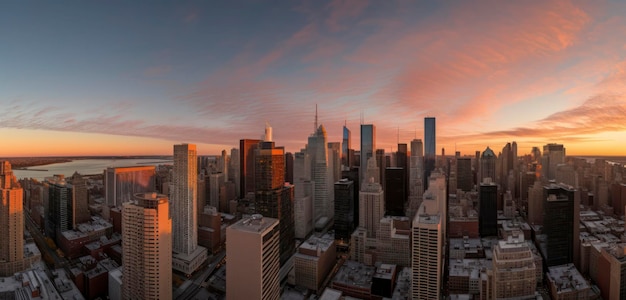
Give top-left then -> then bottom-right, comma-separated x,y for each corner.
0,156 -> 173,169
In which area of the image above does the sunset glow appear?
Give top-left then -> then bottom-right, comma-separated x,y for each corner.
2,1 -> 626,156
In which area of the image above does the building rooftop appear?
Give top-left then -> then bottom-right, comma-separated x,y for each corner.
0,268 -> 64,300
391,267 -> 411,299
332,260 -> 375,290
51,269 -> 84,300
299,234 -> 334,254
229,214 -> 278,234
449,259 -> 491,279
319,288 -> 343,300
373,264 -> 396,280
546,264 -> 589,294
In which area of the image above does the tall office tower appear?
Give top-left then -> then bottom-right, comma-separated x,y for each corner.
172,144 -> 207,275
342,124 -> 351,168
397,143 -> 409,202
328,142 -> 341,183
492,233 -> 536,299
122,193 -> 172,300
360,124 -> 376,187
512,141 -> 518,170
294,151 -> 313,239
479,182 -> 498,237
375,149 -> 387,187
479,147 -> 496,184
308,124 -> 331,227
104,166 -> 156,208
342,167 -> 360,230
226,215 -> 280,300
285,152 -> 294,184
0,161 -> 25,276
209,172 -> 224,210
218,149 -> 229,180
45,175 -> 72,242
499,142 -> 513,189
385,167 -> 406,216
70,172 -> 90,225
359,157 -> 385,238
255,141 -> 295,266
542,143 -> 565,180
424,117 -> 436,188
411,179 -> 444,300
542,184 -> 579,267
527,180 -> 544,225
197,172 -> 207,214
456,158 -> 473,192
334,179 -> 354,243
240,139 -> 262,197
264,122 -> 273,142
229,148 -> 240,198
408,139 -> 425,215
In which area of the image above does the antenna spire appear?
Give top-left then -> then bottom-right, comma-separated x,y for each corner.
314,104 -> 318,131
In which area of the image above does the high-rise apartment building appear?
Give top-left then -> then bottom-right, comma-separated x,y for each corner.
360,124 -> 376,186
424,117 -> 436,187
359,157 -> 385,238
45,175 -> 72,242
229,148 -> 240,198
411,178 -> 444,299
255,141 -> 295,266
104,166 -> 156,208
293,151 -> 313,239
122,193 -> 172,300
0,161 -> 27,276
172,144 -> 207,275
70,172 -> 91,225
492,233 -> 536,299
226,215 -> 280,300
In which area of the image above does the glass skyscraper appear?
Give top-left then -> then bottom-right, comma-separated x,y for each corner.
342,125 -> 351,168
424,117 -> 436,186
360,124 -> 376,186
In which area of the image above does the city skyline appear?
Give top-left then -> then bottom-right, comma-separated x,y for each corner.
2,1 -> 626,156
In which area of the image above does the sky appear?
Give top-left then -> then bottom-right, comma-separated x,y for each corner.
1,0 -> 626,157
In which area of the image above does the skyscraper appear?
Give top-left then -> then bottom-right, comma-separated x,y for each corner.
255,141 -> 295,266
479,182 -> 498,237
342,124 -> 351,168
122,193 -> 172,300
411,176 -> 444,299
172,144 -> 207,275
0,161 -> 26,276
479,147 -> 496,184
424,117 -> 436,186
45,175 -> 72,242
492,233 -> 536,298
408,139 -> 425,216
308,124 -> 331,227
542,184 -> 579,267
293,151 -> 313,239
542,143 -> 565,180
104,166 -> 156,208
456,158 -> 473,192
334,179 -> 354,242
240,139 -> 262,197
227,215 -> 280,300
360,124 -> 376,187
385,167 -> 406,216
70,172 -> 90,225
359,157 -> 384,238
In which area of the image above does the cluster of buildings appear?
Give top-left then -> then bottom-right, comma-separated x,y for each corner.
4,113 -> 626,299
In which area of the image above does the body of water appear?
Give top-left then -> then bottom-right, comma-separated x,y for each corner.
14,158 -> 172,181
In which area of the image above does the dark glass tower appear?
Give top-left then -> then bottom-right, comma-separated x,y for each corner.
360,124 -> 376,186
479,182 -> 497,237
424,117 -> 436,187
342,125 -> 351,168
456,158 -> 473,192
254,141 -> 295,267
542,185 -> 578,267
334,179 -> 354,242
385,167 -> 406,216
240,139 -> 261,197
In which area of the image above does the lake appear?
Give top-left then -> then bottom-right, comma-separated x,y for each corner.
14,158 -> 172,181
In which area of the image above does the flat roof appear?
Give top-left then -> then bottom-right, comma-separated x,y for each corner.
547,263 -> 589,294
229,214 -> 278,234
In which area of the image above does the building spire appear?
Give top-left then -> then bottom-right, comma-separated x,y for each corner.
314,104 -> 318,131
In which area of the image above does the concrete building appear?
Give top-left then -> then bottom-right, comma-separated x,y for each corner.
597,243 -> 626,300
491,233 -> 536,299
294,151 -> 313,239
294,234 -> 336,293
122,193 -> 172,300
226,215 -> 280,300
411,178 -> 444,299
359,157 -> 385,238
104,166 -> 156,208
172,144 -> 207,275
542,143 -> 565,180
70,172 -> 91,225
0,161 -> 35,277
408,139 -> 424,215
546,264 -> 590,300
